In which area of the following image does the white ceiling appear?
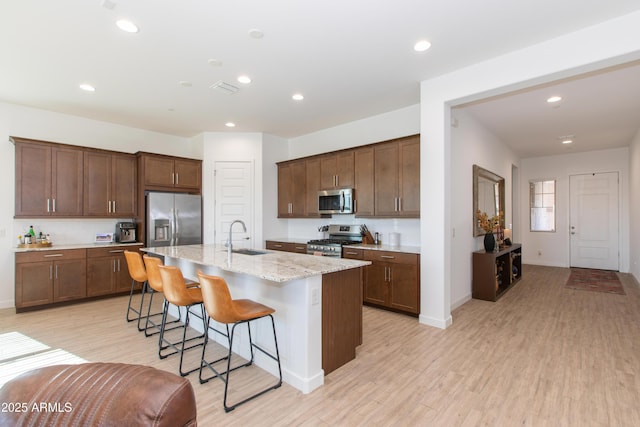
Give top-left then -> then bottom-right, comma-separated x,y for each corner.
458,61 -> 640,158
1,1 -> 639,157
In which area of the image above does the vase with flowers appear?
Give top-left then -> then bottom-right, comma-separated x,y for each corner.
477,210 -> 504,252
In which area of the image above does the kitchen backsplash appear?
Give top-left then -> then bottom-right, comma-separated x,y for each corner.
13,219 -> 133,245
285,216 -> 420,246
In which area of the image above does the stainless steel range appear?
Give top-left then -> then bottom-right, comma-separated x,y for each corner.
307,224 -> 362,258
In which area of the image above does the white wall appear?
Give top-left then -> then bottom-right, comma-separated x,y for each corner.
420,11 -> 640,329
449,109 -> 519,309
284,104 -> 421,244
201,132 -> 265,247
520,148 -> 630,271
0,101 -> 197,308
262,133 -> 290,242
627,129 -> 640,281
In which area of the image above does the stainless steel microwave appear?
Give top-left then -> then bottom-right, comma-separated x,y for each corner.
318,188 -> 354,214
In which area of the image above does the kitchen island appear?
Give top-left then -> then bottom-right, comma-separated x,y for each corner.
142,244 -> 370,393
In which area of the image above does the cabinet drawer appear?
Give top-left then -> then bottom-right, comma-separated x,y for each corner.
87,245 -> 135,258
364,250 -> 418,265
342,248 -> 364,259
291,244 -> 308,254
265,241 -> 292,251
16,249 -> 86,263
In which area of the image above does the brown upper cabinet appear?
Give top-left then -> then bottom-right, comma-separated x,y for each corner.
276,134 -> 419,219
353,146 -> 375,217
14,138 -> 84,217
277,159 -> 306,217
374,135 -> 420,217
320,151 -> 354,189
84,151 -> 137,217
138,153 -> 202,191
305,157 -> 321,217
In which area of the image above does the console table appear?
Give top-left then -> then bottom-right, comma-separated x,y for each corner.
472,244 -> 522,301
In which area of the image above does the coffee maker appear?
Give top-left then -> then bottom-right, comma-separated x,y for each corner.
115,222 -> 137,243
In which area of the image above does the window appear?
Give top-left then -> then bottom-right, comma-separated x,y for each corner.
530,180 -> 555,232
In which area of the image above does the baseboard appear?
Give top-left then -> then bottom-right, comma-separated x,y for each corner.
0,299 -> 15,309
451,294 -> 471,311
419,313 -> 452,329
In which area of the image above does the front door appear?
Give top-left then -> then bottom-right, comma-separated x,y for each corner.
569,172 -> 619,270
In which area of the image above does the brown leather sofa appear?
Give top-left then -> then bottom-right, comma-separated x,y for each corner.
0,363 -> 197,426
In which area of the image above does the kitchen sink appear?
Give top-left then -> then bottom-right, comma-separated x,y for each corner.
231,248 -> 268,256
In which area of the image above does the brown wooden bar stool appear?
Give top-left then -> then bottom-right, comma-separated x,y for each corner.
196,271 -> 282,412
123,250 -> 163,334
156,264 -> 207,376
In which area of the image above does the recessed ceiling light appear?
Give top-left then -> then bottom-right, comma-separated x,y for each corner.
178,81 -> 192,87
414,40 -> 431,52
292,93 -> 304,101
208,59 -> 223,67
558,134 -> 574,144
546,96 -> 562,103
237,75 -> 252,84
225,122 -> 236,128
116,19 -> 139,33
248,29 -> 264,39
79,83 -> 95,92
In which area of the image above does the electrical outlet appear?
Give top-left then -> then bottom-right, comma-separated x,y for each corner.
311,288 -> 320,305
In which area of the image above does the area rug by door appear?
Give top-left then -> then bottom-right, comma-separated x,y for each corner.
565,268 -> 625,295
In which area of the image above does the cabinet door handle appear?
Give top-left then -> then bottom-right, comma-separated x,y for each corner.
50,265 -> 53,280
113,200 -> 116,213
118,259 -> 121,271
175,173 -> 179,185
109,249 -> 124,253
353,199 -> 357,212
345,251 -> 358,255
108,200 -> 112,213
44,254 -> 63,258
381,255 -> 395,259
274,244 -> 283,248
47,198 -> 50,213
55,265 -> 58,279
398,197 -> 402,212
113,260 -> 117,273
394,197 -> 398,212
52,198 -> 56,213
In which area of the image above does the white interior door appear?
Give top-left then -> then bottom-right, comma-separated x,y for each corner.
214,161 -> 254,248
569,172 -> 619,270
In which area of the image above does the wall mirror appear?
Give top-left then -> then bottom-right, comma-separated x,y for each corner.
473,164 -> 505,236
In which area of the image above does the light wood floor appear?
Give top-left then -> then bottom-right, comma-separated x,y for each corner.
2,265 -> 640,426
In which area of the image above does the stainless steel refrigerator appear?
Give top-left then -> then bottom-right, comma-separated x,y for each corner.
146,192 -> 202,247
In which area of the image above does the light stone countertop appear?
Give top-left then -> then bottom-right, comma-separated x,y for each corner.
142,244 -> 371,283
348,243 -> 421,254
13,242 -> 143,253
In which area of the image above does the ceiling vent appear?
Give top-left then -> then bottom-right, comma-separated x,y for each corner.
209,80 -> 239,95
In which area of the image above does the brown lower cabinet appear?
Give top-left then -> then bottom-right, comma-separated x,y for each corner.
15,245 -> 140,312
343,248 -> 420,316
15,249 -> 87,309
265,240 -> 307,254
86,247 -> 134,297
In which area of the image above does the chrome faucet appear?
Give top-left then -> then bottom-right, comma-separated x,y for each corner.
226,220 -> 247,258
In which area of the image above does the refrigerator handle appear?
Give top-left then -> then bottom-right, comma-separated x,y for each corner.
170,208 -> 176,246
174,209 -> 180,245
